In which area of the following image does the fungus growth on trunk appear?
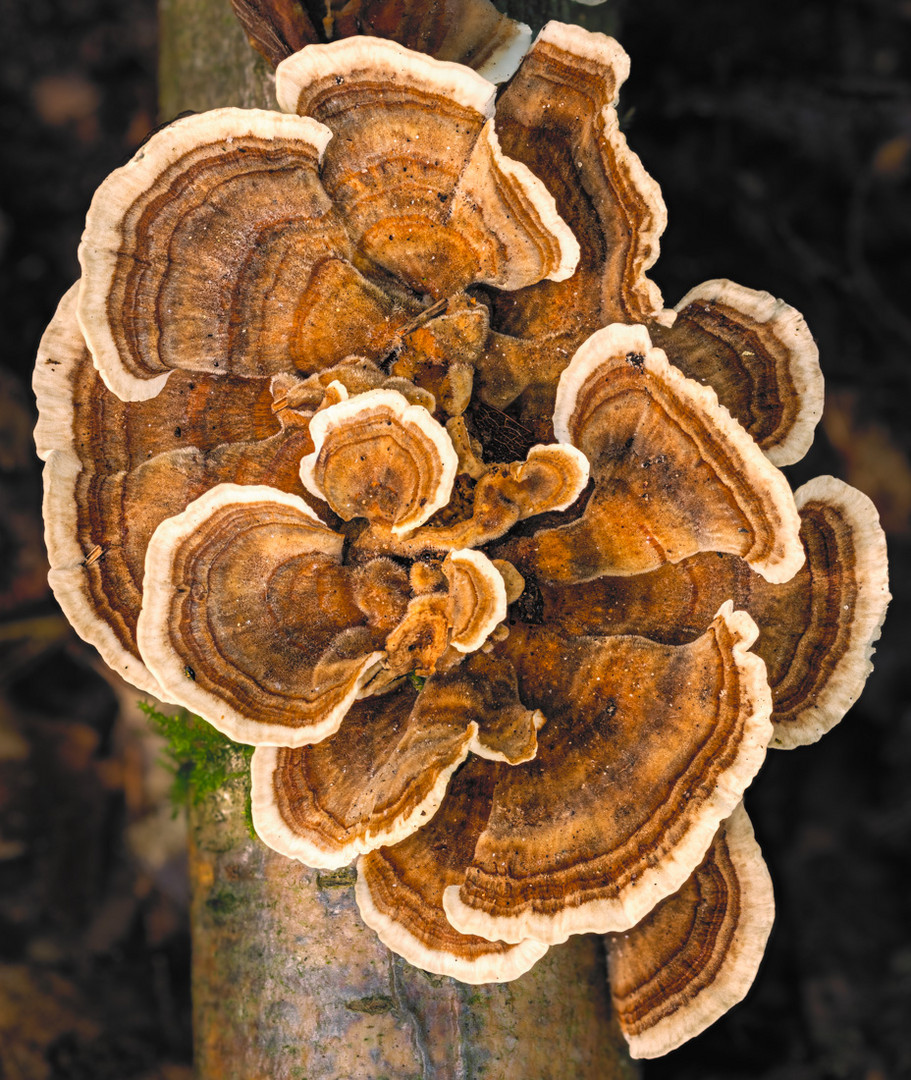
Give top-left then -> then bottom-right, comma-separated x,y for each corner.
34,20 -> 889,1058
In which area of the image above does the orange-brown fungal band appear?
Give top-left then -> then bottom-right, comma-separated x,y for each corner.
35,285 -> 299,699
250,687 -> 478,867
657,279 -> 824,467
276,34 -> 497,122
444,549 -> 508,651
77,109 -> 336,401
356,760 -> 549,983
538,323 -> 804,583
300,388 -> 459,535
608,803 -> 774,1058
137,484 -> 384,745
443,604 -> 773,945
757,476 -> 890,748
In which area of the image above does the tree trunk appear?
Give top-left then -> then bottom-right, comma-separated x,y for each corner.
188,753 -> 637,1079
160,2 -> 637,1076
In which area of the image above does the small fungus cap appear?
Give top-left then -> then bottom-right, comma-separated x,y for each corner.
607,803 -> 775,1058
300,388 -> 459,536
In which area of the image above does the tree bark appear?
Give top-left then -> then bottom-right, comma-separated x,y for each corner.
161,2 -> 637,1076
188,754 -> 636,1079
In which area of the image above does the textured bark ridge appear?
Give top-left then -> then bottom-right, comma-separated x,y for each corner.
189,756 -> 637,1079
161,1 -> 637,1076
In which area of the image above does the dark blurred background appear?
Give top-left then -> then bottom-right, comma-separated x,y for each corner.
0,0 -> 909,1077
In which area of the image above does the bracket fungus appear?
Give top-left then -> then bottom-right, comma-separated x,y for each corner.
35,18 -> 889,1059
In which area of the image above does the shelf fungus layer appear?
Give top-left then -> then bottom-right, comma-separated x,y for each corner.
252,651 -> 542,869
34,286 -> 308,697
607,803 -> 774,1058
475,24 -> 671,430
233,0 -> 533,84
35,19 -> 889,1059
652,279 -> 824,467
441,605 -> 773,945
78,41 -> 579,403
356,760 -> 550,984
514,323 -> 805,584
538,475 -> 890,748
300,387 -> 459,535
136,484 -> 386,745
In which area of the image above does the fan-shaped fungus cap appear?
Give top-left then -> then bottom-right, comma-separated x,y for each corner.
136,483 -> 385,745
77,109 -> 335,401
300,387 -> 458,536
756,475 -> 890,747
33,284 -> 307,698
250,642 -> 542,871
653,279 -> 824,467
250,685 -> 480,868
76,41 -> 578,404
475,21 -> 671,418
443,549 -> 508,651
538,473 -> 890,750
522,322 -> 805,583
607,803 -> 774,1057
356,760 -> 549,983
442,603 -> 773,945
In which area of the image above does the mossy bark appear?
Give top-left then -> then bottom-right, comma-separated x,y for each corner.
161,1 -> 637,1076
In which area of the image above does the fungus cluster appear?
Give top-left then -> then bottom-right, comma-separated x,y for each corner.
34,20 -> 889,1058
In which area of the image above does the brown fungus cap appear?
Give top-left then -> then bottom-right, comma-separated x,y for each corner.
755,476 -> 890,747
356,759 -> 549,984
519,323 -> 804,584
250,685 -> 478,867
476,22 -> 670,418
34,285 -> 309,698
537,475 -> 890,749
77,110 -> 337,401
233,0 -> 531,84
276,38 -> 578,297
607,803 -> 774,1058
443,549 -> 508,652
136,484 -> 385,745
77,44 -> 578,406
299,387 -> 458,536
652,279 -> 824,467
442,604 -> 772,945
251,650 -> 543,869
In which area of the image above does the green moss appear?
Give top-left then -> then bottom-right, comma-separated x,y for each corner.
316,867 -> 358,890
205,887 -> 244,922
140,702 -> 255,834
345,995 -> 395,1015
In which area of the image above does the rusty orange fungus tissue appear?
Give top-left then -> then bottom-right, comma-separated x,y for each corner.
34,21 -> 889,1058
